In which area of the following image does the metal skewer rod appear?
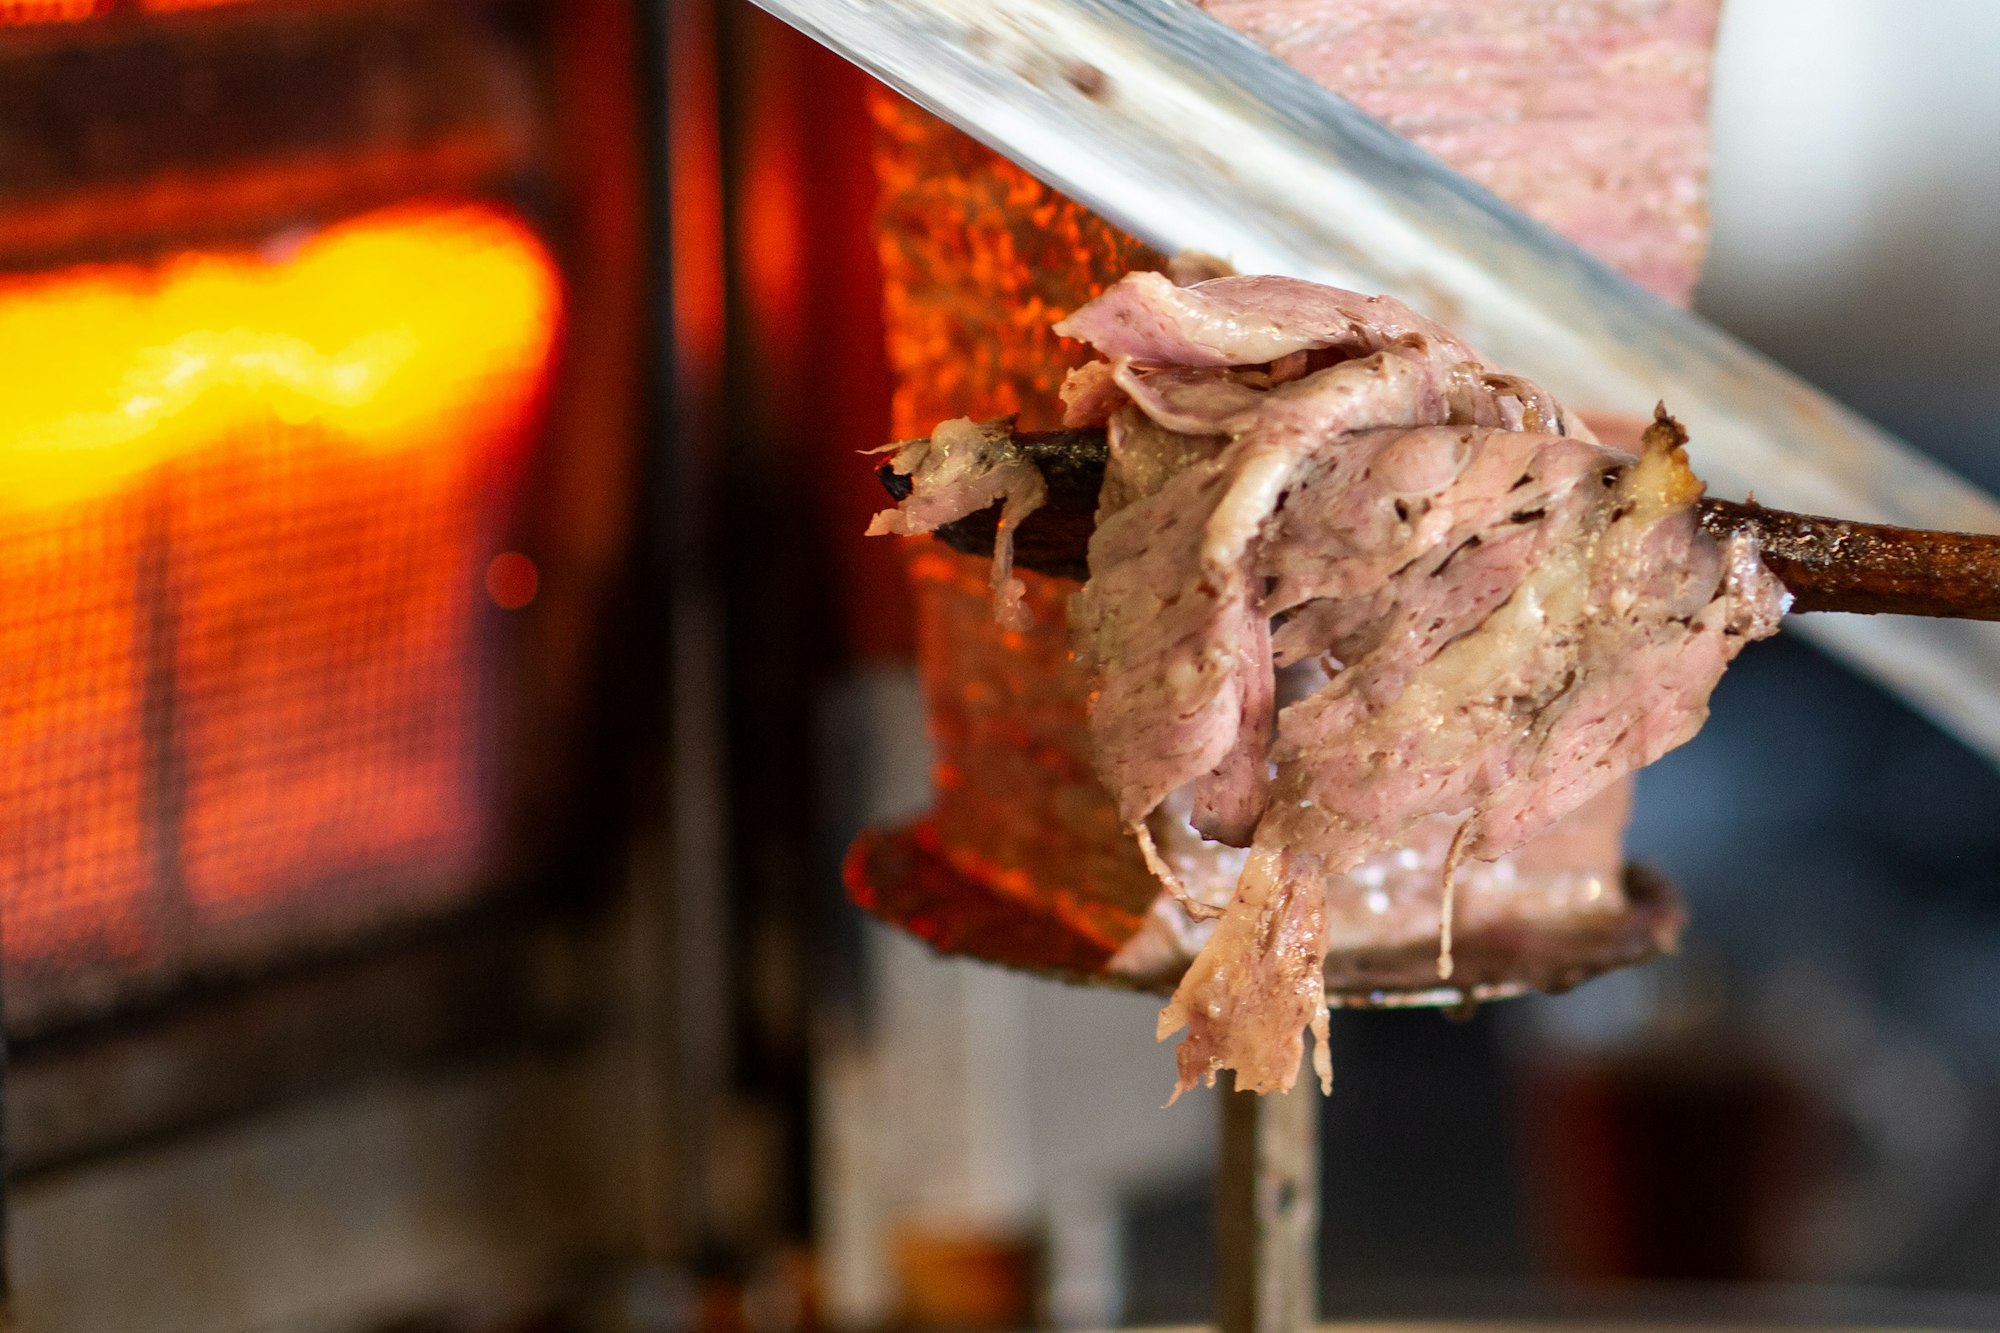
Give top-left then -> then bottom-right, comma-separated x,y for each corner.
880,430 -> 2000,623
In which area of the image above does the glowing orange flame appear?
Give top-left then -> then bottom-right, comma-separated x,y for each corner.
0,203 -> 561,1021
2,204 -> 560,513
0,0 -> 107,25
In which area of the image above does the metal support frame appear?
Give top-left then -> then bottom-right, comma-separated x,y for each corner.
1217,1074 -> 1320,1333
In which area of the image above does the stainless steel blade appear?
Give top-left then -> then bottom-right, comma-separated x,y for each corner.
748,0 -> 2000,764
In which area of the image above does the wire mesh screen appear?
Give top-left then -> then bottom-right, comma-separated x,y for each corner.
0,201 -> 561,1033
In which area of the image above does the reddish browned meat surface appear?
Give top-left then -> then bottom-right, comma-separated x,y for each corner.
1196,0 -> 1723,304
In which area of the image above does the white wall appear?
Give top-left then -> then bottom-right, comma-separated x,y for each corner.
814,671 -> 1218,1330
1705,0 -> 2000,374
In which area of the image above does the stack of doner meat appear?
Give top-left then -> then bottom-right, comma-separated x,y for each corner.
854,1 -> 1997,1100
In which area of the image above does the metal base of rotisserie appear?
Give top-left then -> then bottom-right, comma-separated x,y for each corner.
844,820 -> 1684,1008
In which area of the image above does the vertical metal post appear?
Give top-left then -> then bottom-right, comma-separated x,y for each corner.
612,0 -> 731,1284
1216,1072 -> 1320,1333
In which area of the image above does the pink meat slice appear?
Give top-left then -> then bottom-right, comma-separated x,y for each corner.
1071,345 -> 1461,837
869,270 -> 1786,1099
1057,275 -> 1785,1097
1067,276 -> 1602,847
1052,271 -> 1480,370
869,416 -> 1048,629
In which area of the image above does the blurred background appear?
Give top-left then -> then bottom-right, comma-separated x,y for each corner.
4,1 -> 2000,1331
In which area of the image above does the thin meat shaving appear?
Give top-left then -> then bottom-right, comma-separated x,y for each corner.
872,272 -> 1788,1097
868,416 -> 1048,630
